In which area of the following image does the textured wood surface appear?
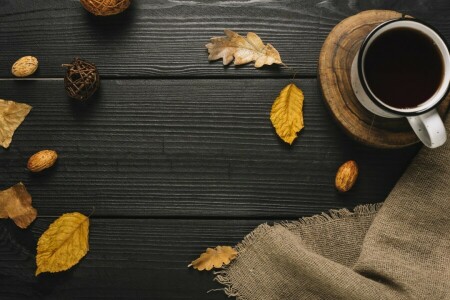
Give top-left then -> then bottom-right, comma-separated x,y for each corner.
319,10 -> 450,148
1,0 -> 449,299
0,218 -> 262,299
0,0 -> 449,78
0,79 -> 419,218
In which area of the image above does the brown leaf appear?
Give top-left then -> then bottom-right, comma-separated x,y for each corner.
188,246 -> 237,271
206,30 -> 283,68
0,99 -> 32,148
0,182 -> 37,229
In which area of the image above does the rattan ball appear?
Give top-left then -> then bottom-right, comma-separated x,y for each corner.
80,0 -> 131,16
63,58 -> 100,101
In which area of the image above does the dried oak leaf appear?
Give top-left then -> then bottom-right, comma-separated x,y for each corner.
270,83 -> 304,145
206,30 -> 283,68
0,182 -> 37,229
188,246 -> 237,271
36,212 -> 89,276
0,99 -> 32,148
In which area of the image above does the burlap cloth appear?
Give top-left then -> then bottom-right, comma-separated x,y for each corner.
216,117 -> 450,300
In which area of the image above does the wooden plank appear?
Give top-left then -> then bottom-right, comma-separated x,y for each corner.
0,0 -> 449,78
0,218 -> 263,299
0,79 -> 420,217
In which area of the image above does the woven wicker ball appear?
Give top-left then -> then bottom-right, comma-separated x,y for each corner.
63,58 -> 100,101
80,0 -> 131,16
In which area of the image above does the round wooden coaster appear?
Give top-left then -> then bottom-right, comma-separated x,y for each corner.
318,10 -> 450,149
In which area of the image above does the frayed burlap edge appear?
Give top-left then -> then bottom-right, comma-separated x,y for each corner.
213,202 -> 383,299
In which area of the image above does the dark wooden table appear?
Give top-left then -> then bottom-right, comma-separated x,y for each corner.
1,1 -> 449,299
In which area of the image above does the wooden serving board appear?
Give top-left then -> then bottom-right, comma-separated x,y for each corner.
318,10 -> 450,149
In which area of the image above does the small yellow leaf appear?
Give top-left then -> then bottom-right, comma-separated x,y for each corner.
188,246 -> 237,271
270,83 -> 304,144
36,212 -> 89,276
0,182 -> 37,229
206,30 -> 282,68
0,99 -> 32,148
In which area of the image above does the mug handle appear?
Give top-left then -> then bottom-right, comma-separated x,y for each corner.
407,109 -> 447,148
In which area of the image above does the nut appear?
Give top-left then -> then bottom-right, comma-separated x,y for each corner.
27,150 -> 58,173
11,56 -> 39,77
335,160 -> 358,192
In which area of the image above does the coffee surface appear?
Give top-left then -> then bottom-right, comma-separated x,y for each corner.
363,27 -> 443,109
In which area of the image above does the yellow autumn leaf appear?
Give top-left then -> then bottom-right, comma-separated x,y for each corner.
0,99 -> 32,148
188,246 -> 237,271
36,212 -> 89,276
206,30 -> 283,68
0,182 -> 37,229
270,83 -> 304,144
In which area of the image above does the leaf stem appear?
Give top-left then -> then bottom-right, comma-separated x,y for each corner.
281,63 -> 299,80
88,206 -> 96,218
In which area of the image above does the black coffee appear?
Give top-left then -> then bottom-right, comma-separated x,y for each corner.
363,27 -> 444,109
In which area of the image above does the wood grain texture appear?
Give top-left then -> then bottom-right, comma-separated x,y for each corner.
319,10 -> 450,149
0,79 -> 419,218
0,218 -> 263,299
1,2 -> 446,299
0,0 -> 449,78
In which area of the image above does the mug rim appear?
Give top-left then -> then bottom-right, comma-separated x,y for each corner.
357,18 -> 450,116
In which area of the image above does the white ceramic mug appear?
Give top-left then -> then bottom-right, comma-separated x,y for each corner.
351,18 -> 450,148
